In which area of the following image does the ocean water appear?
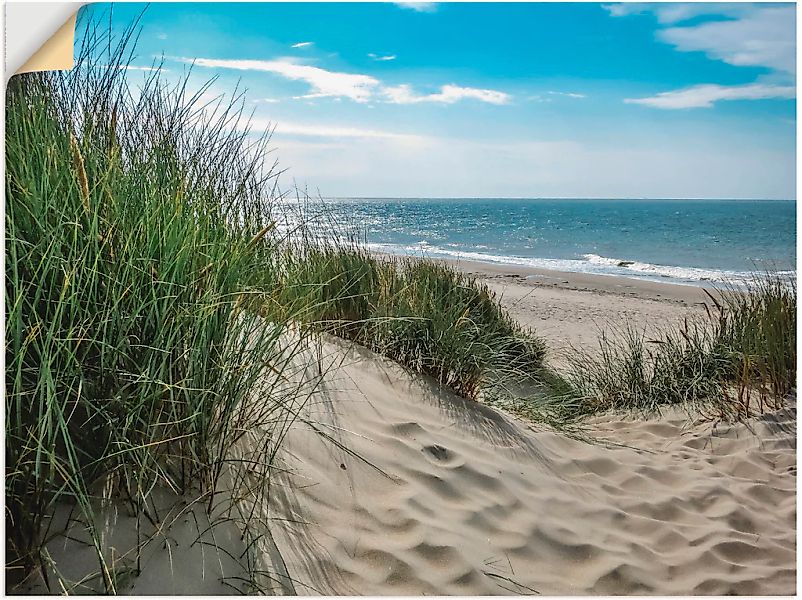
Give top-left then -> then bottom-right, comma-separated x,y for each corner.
309,198 -> 796,286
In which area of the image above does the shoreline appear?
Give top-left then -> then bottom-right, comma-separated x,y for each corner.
436,257 -> 711,361
258,257 -> 795,595
441,257 -> 712,304
361,241 -> 794,289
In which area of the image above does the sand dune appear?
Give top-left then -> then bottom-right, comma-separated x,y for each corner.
16,330 -> 796,596
263,336 -> 796,595
16,270 -> 795,595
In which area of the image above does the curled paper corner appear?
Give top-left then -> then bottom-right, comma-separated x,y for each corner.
15,12 -> 78,75
5,3 -> 84,80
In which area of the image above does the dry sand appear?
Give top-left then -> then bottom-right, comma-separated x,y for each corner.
260,264 -> 796,596
261,333 -> 796,596
16,265 -> 796,595
446,258 -> 711,361
14,488 -> 256,595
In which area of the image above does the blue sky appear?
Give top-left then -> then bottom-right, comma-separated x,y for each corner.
79,2 -> 796,198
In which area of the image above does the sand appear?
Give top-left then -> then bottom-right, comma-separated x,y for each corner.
15,265 -> 796,595
261,331 -> 796,595
257,264 -> 795,595
445,259 -> 712,362
15,489 -> 254,595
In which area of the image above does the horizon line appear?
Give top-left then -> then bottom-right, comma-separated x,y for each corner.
313,196 -> 796,202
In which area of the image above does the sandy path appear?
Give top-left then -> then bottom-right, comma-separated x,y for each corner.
263,336 -> 796,595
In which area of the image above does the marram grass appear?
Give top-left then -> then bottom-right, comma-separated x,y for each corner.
5,15 -> 554,591
269,244 -> 549,400
565,273 -> 796,420
5,16 -> 297,591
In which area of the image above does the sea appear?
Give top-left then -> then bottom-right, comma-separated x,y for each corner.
302,198 -> 796,287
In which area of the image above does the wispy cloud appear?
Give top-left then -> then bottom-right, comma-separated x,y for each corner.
257,119 -> 425,142
606,3 -> 795,75
547,91 -> 586,99
368,53 -> 397,61
625,83 -> 795,109
603,3 -> 747,25
608,4 -> 795,109
528,91 -> 586,102
652,3 -> 747,25
394,2 -> 437,12
183,56 -> 511,106
659,5 -> 795,75
383,84 -> 510,105
603,3 -> 645,19
182,57 -> 380,102
103,64 -> 168,73
253,97 -> 281,104
291,41 -> 314,49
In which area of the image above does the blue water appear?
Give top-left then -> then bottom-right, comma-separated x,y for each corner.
310,198 -> 796,286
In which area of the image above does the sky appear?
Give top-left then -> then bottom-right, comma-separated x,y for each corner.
79,2 -> 796,199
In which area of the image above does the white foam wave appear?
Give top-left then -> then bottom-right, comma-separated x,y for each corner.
581,253 -> 796,285
363,243 -> 792,287
583,253 -> 621,267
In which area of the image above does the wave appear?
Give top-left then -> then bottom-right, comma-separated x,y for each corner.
580,254 -> 755,283
363,242 -> 793,287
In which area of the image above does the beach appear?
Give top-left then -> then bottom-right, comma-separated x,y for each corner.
444,258 -> 710,361
21,263 -> 795,595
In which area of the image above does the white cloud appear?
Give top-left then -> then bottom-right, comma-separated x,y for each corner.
603,3 -> 748,25
527,91 -> 585,102
394,2 -> 437,12
368,53 -> 397,61
291,41 -> 314,49
254,97 -> 280,104
124,65 -> 164,72
606,4 -> 795,75
183,57 -> 380,102
602,3 -> 646,18
547,91 -> 586,99
184,56 -> 511,106
625,83 -> 795,109
607,4 -> 795,110
102,64 -> 168,73
659,5 -> 796,75
383,83 -> 510,105
652,4 -> 746,25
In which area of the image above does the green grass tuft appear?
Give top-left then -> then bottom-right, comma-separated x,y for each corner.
268,244 -> 548,401
565,273 -> 796,419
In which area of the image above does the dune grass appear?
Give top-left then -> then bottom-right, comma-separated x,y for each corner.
267,244 -> 548,400
565,273 -> 796,419
5,17 -> 303,591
